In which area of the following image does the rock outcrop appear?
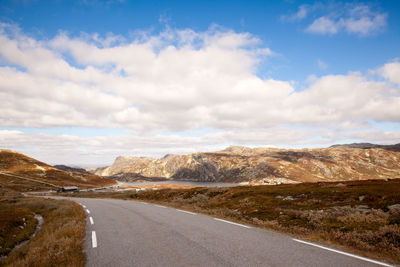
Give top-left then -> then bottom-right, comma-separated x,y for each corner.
93,144 -> 400,184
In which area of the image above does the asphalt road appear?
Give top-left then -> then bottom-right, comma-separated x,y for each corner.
58,197 -> 394,267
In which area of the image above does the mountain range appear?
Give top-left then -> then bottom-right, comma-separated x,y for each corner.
90,143 -> 400,184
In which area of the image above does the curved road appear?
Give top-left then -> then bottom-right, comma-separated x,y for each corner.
61,197 -> 393,267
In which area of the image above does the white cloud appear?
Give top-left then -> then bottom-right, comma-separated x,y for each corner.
343,5 -> 387,34
0,23 -> 399,129
296,3 -> 387,36
377,60 -> 400,86
281,5 -> 309,21
345,129 -> 400,144
287,73 -> 400,123
0,23 -> 399,163
0,24 -> 283,131
307,17 -> 339,34
343,13 -> 386,35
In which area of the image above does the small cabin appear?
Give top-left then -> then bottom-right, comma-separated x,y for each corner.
58,186 -> 79,192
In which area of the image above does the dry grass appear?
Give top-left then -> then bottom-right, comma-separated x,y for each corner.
66,179 -> 400,265
0,190 -> 37,257
0,188 -> 85,267
0,150 -> 116,191
0,174 -> 56,192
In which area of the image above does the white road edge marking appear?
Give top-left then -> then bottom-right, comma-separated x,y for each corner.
140,202 -> 148,205
86,209 -> 90,214
293,239 -> 393,267
82,205 -> 86,208
176,209 -> 196,215
213,218 -> 251,229
92,231 -> 97,248
154,204 -> 166,208
89,217 -> 94,225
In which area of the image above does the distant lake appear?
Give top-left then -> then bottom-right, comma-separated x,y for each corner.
119,180 -> 241,187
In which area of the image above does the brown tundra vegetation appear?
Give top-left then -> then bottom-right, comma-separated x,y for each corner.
0,189 -> 85,267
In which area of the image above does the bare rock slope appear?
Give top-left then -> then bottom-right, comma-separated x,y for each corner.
93,144 -> 400,184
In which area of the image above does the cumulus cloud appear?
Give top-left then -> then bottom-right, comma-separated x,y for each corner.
307,17 -> 339,34
343,5 -> 387,35
0,24 -> 280,131
288,73 -> 400,123
377,60 -> 400,86
0,23 -> 399,163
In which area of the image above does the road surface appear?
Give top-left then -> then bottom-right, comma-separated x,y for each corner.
58,197 -> 393,267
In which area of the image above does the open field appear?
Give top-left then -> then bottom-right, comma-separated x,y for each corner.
0,188 -> 85,267
62,179 -> 400,265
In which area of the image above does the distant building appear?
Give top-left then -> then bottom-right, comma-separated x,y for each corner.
58,186 -> 79,192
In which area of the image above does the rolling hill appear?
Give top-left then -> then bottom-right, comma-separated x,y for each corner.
0,149 -> 115,191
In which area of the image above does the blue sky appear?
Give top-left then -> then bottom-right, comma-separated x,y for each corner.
0,0 -> 399,165
2,0 -> 399,81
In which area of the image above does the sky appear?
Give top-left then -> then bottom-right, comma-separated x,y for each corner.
0,0 -> 399,166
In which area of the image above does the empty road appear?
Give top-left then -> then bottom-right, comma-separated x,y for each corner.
61,197 -> 393,267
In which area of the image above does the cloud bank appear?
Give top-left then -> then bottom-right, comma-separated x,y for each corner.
0,23 -> 399,164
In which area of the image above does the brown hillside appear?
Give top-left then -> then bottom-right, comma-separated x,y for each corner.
0,149 -> 115,191
94,144 -> 400,184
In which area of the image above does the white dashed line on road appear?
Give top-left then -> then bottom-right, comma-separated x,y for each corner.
176,209 -> 196,215
292,239 -> 393,267
154,204 -> 166,208
89,217 -> 94,225
140,202 -> 148,205
92,231 -> 97,248
82,205 -> 86,208
213,218 -> 251,229
86,209 -> 90,214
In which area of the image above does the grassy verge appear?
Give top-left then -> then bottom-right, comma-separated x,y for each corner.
0,188 -> 85,267
0,174 -> 56,192
63,179 -> 400,265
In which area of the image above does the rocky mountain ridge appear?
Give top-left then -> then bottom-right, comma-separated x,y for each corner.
92,144 -> 400,184
330,143 -> 400,152
53,164 -> 91,175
